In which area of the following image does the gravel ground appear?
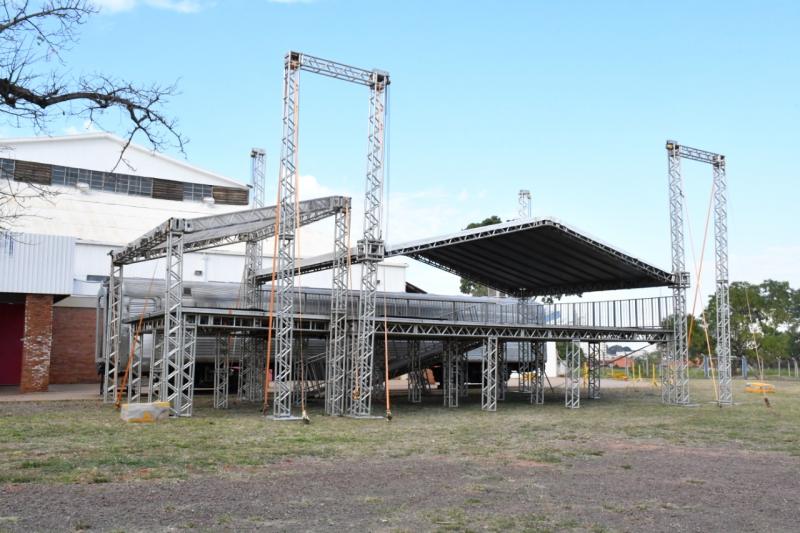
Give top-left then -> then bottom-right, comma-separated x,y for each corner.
2,439 -> 798,532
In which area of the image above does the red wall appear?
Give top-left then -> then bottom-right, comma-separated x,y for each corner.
0,303 -> 24,385
50,307 -> 100,384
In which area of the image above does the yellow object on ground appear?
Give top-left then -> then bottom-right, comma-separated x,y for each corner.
120,401 -> 171,423
744,382 -> 776,394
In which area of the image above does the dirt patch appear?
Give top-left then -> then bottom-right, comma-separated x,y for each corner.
2,442 -> 799,532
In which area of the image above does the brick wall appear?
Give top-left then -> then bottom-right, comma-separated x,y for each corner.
50,307 -> 100,384
20,294 -> 53,393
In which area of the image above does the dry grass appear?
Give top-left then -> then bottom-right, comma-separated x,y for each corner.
1,379 -> 798,484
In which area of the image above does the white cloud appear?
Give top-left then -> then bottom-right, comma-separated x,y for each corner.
64,120 -> 97,136
92,0 -> 210,13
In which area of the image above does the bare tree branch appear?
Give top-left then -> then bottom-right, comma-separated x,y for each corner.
0,0 -> 187,227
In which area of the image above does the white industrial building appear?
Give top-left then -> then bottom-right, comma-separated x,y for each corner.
0,133 -> 407,390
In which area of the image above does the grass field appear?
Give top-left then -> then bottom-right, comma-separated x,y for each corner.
1,379 -> 799,531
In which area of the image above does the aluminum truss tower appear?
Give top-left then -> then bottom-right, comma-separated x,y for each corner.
518,189 -> 531,218
325,204 -> 351,415
515,191 -> 535,392
665,142 -> 691,405
712,158 -> 732,405
531,342 -> 546,404
102,263 -> 123,403
244,148 -> 267,308
239,148 -> 267,403
272,53 -> 301,419
565,340 -> 581,409
407,340 -> 423,403
213,334 -> 230,409
482,336 -> 499,411
666,140 -> 731,406
273,51 -> 390,419
443,343 -> 461,408
587,342 -> 600,400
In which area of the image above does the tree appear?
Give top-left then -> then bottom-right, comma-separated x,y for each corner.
458,215 -> 502,296
705,280 -> 799,364
1,0 -> 185,228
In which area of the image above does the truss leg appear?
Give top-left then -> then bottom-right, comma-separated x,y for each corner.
587,342 -> 600,400
351,72 -> 388,419
103,264 -> 123,403
175,325 -> 197,417
407,340 -> 422,403
517,298 -> 532,393
161,223 -> 186,417
148,329 -> 163,402
565,340 -> 581,409
498,342 -> 507,401
461,353 -> 469,399
271,57 -> 300,421
213,334 -> 230,409
443,343 -> 460,408
713,160 -> 732,406
666,143 -> 690,405
531,342 -> 545,405
518,341 -> 532,393
482,336 -> 498,412
127,328 -> 143,403
326,205 -> 350,416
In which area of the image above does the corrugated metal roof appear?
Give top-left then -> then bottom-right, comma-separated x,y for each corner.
0,232 -> 74,295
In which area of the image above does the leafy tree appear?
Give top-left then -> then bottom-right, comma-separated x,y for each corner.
704,280 -> 799,364
459,215 -> 501,296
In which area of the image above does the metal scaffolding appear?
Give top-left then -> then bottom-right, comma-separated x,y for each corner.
587,342 -> 600,400
325,204 -> 351,415
665,140 -> 731,406
271,51 -> 390,419
531,342 -> 546,405
443,343 -> 461,408
127,329 -> 143,404
565,340 -> 581,409
665,142 -> 691,405
407,340 -> 423,403
106,194 -> 347,417
519,189 -> 531,218
482,336 -> 499,411
102,263 -> 122,403
213,334 -> 230,409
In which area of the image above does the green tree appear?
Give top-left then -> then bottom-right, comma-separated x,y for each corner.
705,280 -> 799,364
459,215 -> 502,296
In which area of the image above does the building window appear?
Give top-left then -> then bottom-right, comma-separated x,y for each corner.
2,157 -> 246,205
0,159 -> 13,180
183,182 -> 212,202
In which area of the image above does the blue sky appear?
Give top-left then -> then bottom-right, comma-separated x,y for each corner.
8,0 -> 800,300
